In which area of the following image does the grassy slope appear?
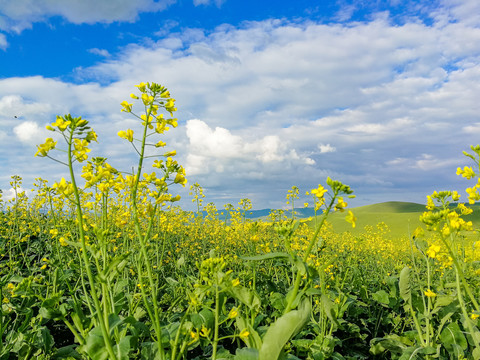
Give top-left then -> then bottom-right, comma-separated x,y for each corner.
323,201 -> 480,238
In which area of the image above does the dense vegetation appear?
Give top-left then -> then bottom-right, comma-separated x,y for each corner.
1,82 -> 479,359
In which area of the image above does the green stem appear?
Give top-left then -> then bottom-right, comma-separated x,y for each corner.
130,102 -> 165,359
67,129 -> 117,360
283,193 -> 337,315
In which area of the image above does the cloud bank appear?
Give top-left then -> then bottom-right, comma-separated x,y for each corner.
1,1 -> 480,209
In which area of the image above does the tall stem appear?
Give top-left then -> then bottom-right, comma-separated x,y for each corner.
67,130 -> 117,360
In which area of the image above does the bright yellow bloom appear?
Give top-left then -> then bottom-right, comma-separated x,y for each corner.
471,313 -> 479,320
239,329 -> 250,340
135,82 -> 147,92
345,211 -> 356,228
164,150 -> 176,157
424,289 -> 436,298
457,166 -> 476,179
335,197 -> 348,212
51,116 -> 71,131
120,101 -> 133,113
426,244 -> 441,258
59,237 -> 68,247
118,129 -> 134,142
35,138 -> 57,157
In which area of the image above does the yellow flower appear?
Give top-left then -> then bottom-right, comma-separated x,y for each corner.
135,82 -> 147,92
471,313 -> 479,320
51,116 -> 71,131
239,329 -> 250,340
228,308 -> 238,319
424,289 -> 436,298
345,211 -> 356,228
231,278 -> 240,287
35,138 -> 57,157
120,101 -> 132,113
457,166 -> 476,179
190,330 -> 199,341
164,150 -> 176,157
426,244 -> 441,259
118,129 -> 134,142
335,197 -> 348,212
200,325 -> 211,338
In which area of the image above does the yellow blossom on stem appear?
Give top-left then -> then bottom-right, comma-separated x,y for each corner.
424,289 -> 437,298
118,129 -> 134,142
345,211 -> 357,228
426,244 -> 441,258
239,329 -> 250,340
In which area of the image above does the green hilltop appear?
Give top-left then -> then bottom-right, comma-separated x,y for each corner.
323,201 -> 480,238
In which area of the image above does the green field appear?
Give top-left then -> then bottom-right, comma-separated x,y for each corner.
324,201 -> 480,237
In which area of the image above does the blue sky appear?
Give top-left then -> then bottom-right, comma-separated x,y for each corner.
1,0 -> 480,210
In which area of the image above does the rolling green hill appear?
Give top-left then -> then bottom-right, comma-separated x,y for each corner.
319,201 -> 480,238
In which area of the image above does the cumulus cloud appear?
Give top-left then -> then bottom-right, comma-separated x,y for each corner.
0,0 -> 176,32
2,1 -> 480,208
13,121 -> 42,142
319,144 -> 336,153
185,119 -> 313,176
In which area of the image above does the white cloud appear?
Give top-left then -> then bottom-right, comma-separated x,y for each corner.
0,0 -> 176,32
184,119 -> 313,176
2,1 -> 480,208
319,144 -> 336,153
193,0 -> 225,6
88,48 -> 111,57
13,121 -> 42,142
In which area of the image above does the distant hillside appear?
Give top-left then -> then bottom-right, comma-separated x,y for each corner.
321,201 -> 480,238
199,201 -> 480,238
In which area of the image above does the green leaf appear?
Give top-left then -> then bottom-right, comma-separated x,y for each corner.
241,252 -> 290,261
399,267 -> 411,304
258,298 -> 311,360
440,322 -> 467,355
141,342 -> 161,360
236,316 -> 262,350
85,327 -> 108,360
234,348 -> 259,360
191,308 -> 214,330
114,336 -> 133,360
229,286 -> 261,310
321,294 -> 341,329
372,290 -> 390,306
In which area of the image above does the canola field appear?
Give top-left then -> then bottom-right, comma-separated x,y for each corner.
1,82 -> 480,359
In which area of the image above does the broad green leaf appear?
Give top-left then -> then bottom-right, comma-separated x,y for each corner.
372,290 -> 390,305
191,308 -> 214,330
440,322 -> 467,355
85,327 -> 108,360
234,348 -> 259,360
229,286 -> 261,310
258,298 -> 311,360
114,336 -> 133,360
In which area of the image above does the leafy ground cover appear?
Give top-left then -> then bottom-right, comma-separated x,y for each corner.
1,83 -> 480,359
